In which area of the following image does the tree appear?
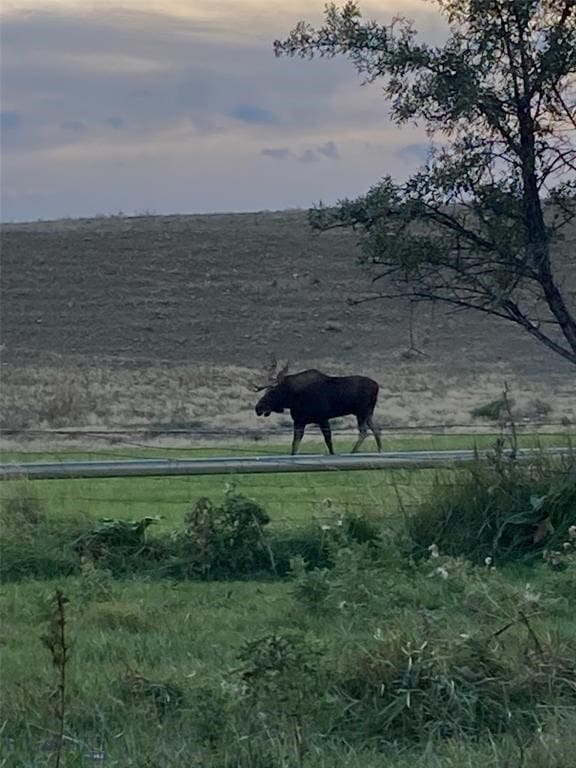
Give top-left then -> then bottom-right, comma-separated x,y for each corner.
274,0 -> 576,365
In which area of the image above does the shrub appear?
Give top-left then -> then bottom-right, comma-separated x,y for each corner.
0,487 -> 384,584
266,526 -> 333,576
404,456 -> 576,565
116,671 -> 184,719
332,628 -> 576,745
174,490 -> 272,578
0,485 -> 88,581
470,398 -> 512,421
1,480 -> 46,527
289,556 -> 332,612
74,516 -> 161,561
237,631 -> 326,724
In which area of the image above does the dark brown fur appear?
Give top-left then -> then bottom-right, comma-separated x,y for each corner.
255,368 -> 381,454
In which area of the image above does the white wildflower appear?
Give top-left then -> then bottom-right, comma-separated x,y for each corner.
428,543 -> 440,559
484,556 -> 493,567
568,525 -> 576,541
523,584 -> 541,604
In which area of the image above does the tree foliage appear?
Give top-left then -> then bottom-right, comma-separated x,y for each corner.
274,0 -> 576,364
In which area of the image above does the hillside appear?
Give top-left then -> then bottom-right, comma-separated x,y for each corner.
1,211 -> 574,440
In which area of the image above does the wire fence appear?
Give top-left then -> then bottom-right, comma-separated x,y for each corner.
1,419 -> 572,438
1,444 -> 574,531
0,463 -> 424,531
1,417 -> 573,539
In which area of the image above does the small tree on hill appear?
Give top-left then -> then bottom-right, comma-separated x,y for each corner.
274,0 -> 576,365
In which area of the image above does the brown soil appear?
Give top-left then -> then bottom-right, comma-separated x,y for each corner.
1,211 -> 574,443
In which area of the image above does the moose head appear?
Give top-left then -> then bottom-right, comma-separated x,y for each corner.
252,356 -> 291,417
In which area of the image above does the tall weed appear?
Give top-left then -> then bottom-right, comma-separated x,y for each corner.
405,455 -> 576,565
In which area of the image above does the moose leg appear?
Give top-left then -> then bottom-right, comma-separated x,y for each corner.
291,423 -> 306,455
368,416 -> 382,452
319,421 -> 335,455
351,416 -> 369,453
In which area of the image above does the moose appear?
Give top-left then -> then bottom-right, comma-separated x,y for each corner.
252,359 -> 382,455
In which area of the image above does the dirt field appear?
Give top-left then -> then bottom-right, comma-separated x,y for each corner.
1,210 -> 574,443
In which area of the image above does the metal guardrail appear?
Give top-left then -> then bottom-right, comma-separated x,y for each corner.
0,448 -> 572,480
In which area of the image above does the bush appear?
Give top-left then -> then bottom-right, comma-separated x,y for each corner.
74,516 -> 161,560
0,485 -> 88,581
405,455 -> 576,565
470,398 -> 512,421
0,483 -> 384,583
332,627 -> 576,745
115,670 -> 185,719
238,631 -> 326,724
0,523 -> 84,581
173,490 -> 272,578
1,480 -> 46,527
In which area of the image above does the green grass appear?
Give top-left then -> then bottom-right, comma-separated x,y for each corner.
1,433 -> 571,530
2,554 -> 576,766
0,465 -> 407,529
1,435 -> 575,766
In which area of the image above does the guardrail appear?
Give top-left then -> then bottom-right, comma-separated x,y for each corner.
0,448 -> 572,480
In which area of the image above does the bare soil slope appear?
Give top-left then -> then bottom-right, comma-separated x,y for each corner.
1,211 -> 574,439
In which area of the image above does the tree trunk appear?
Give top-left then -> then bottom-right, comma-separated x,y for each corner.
518,101 -> 576,359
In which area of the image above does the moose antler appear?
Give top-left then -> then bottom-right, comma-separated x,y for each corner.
276,361 -> 290,382
248,354 -> 289,391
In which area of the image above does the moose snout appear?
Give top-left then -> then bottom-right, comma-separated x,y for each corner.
255,404 -> 271,417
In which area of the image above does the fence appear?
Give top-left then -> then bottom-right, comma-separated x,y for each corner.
1,414 -> 573,531
0,447 -> 573,480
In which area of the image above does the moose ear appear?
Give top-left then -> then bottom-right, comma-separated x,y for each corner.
277,361 -> 290,382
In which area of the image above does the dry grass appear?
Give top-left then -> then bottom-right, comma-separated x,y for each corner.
1,210 -> 574,449
0,358 -> 573,453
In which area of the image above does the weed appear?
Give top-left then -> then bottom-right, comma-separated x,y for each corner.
77,515 -> 160,556
471,398 -> 511,422
404,456 -> 576,565
289,556 -> 333,612
76,556 -> 114,605
237,630 -> 327,761
116,669 -> 184,719
40,590 -> 70,768
177,489 -> 271,578
0,480 -> 46,528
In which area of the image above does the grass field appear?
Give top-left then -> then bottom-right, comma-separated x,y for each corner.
1,435 -> 575,767
2,567 -> 574,767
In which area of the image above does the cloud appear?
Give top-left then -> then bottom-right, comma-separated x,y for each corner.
261,147 -> 292,159
261,142 -> 340,163
104,116 -> 124,129
0,4 -> 439,220
317,140 -> 339,159
1,110 -> 22,130
398,142 -> 430,163
299,148 -> 318,163
230,104 -> 277,124
61,120 -> 87,134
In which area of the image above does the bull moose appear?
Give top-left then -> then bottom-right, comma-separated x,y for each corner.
252,360 -> 382,455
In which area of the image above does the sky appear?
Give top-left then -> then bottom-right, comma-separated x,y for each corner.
1,1 -> 447,222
